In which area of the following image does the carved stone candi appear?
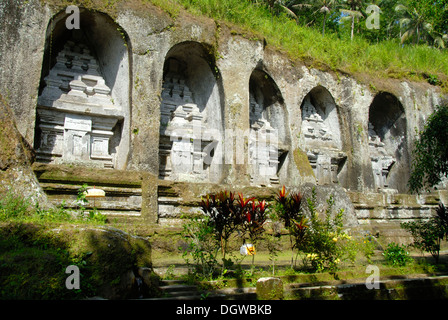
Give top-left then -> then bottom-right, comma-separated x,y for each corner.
368,122 -> 396,190
301,95 -> 346,185
35,40 -> 123,168
249,93 -> 279,186
159,59 -> 218,182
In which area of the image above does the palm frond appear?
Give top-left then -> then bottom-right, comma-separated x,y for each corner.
394,4 -> 408,13
400,29 -> 414,44
339,8 -> 364,18
279,4 -> 298,20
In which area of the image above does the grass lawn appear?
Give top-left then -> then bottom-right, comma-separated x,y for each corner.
152,244 -> 448,288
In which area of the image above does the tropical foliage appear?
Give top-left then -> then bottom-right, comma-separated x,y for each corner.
199,191 -> 268,262
251,0 -> 448,47
182,186 -> 378,277
382,242 -> 412,266
408,103 -> 448,193
170,0 -> 448,83
401,203 -> 448,263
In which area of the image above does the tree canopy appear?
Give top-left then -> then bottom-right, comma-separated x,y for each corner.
254,0 -> 448,47
409,103 -> 448,193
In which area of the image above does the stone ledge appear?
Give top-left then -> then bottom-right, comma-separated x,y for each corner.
32,163 -> 158,222
32,162 -> 144,187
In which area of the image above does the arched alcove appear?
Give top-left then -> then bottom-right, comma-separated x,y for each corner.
248,69 -> 290,186
158,41 -> 224,183
368,92 -> 408,192
34,9 -> 131,170
300,86 -> 346,185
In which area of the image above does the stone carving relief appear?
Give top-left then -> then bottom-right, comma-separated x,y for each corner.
301,95 -> 346,185
368,122 -> 396,190
159,59 -> 217,181
249,93 -> 279,186
35,40 -> 123,168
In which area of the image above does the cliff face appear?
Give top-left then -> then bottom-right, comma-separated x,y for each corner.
0,93 -> 50,207
0,0 -> 446,225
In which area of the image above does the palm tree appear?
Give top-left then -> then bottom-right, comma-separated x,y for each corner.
339,0 -> 365,41
433,33 -> 448,49
258,0 -> 299,20
291,0 -> 340,36
395,4 -> 433,45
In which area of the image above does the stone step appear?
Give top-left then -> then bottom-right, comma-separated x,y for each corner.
286,275 -> 448,300
159,279 -> 185,286
159,284 -> 198,293
207,287 -> 257,300
151,278 -> 258,300
158,282 -> 201,300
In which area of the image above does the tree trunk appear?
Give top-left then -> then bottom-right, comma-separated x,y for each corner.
351,15 -> 355,41
416,25 -> 420,44
322,12 -> 327,36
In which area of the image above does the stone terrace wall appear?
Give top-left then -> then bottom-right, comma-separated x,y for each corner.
0,1 -> 447,238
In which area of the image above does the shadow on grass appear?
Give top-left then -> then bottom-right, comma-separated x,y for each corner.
0,221 -> 157,300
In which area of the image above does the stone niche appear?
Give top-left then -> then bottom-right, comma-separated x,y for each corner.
368,92 -> 408,193
249,69 -> 289,186
159,42 -> 224,183
34,11 -> 130,169
300,86 -> 346,185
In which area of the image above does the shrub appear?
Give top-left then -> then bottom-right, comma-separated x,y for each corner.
274,186 -> 303,229
273,186 -> 304,267
435,203 -> 448,239
265,221 -> 282,276
360,233 -> 377,264
383,242 -> 412,267
400,202 -> 448,264
273,186 -> 357,272
200,190 -> 268,265
408,104 -> 448,193
200,191 -> 243,261
240,197 -> 268,245
401,218 -> 445,264
297,190 -> 349,272
181,216 -> 219,279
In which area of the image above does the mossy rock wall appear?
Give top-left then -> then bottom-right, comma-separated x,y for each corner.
0,93 -> 50,208
0,222 -> 157,299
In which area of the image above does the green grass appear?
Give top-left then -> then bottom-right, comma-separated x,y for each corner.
156,248 -> 448,288
0,191 -> 107,224
42,0 -> 448,82
166,0 -> 448,82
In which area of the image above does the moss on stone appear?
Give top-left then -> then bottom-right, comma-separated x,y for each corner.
0,221 -> 156,299
293,148 -> 315,180
32,163 -> 143,187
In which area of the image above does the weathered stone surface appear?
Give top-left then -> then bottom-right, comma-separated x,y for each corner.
32,162 -> 158,222
0,0 -> 446,226
35,38 -> 124,169
0,93 -> 51,208
299,183 -> 359,227
60,225 -> 154,299
256,277 -> 283,300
